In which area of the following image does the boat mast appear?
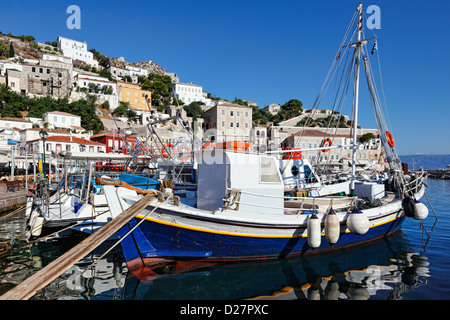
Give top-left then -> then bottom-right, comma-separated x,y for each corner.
351,3 -> 364,192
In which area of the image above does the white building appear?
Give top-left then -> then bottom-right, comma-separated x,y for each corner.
264,103 -> 281,115
0,117 -> 33,130
73,73 -> 117,95
0,60 -> 23,76
107,65 -> 138,83
57,36 -> 99,68
43,111 -> 83,131
125,65 -> 148,78
27,135 -> 105,155
171,82 -> 212,105
0,128 -> 21,151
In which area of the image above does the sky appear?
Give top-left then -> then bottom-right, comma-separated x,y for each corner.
0,0 -> 449,155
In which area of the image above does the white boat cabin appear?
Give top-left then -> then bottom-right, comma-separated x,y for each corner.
197,151 -> 284,215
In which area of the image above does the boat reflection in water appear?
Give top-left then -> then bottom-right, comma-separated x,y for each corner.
0,219 -> 430,300
122,229 -> 430,300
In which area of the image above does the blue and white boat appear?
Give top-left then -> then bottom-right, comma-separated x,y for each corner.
112,3 -> 430,270
114,150 -> 427,270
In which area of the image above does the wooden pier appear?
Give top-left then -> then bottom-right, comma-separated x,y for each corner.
0,193 -> 155,300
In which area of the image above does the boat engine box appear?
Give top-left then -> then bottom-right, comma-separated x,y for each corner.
354,182 -> 385,199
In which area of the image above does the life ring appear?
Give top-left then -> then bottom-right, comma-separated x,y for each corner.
320,138 -> 332,152
173,145 -> 191,162
162,143 -> 174,158
385,131 -> 395,148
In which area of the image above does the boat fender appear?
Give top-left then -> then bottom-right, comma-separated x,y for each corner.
307,212 -> 321,250
31,216 -> 44,237
413,201 -> 429,220
402,196 -> 417,218
324,280 -> 340,300
346,209 -> 369,235
324,208 -> 340,247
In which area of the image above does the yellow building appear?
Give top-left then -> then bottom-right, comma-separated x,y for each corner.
117,81 -> 152,111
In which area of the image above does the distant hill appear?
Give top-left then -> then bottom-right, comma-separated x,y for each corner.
399,154 -> 450,171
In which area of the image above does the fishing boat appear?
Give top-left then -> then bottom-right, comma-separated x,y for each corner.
110,3 -> 430,270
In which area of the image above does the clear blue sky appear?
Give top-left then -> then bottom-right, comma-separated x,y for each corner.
1,0 -> 449,155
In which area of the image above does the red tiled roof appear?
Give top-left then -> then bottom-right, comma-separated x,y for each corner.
28,135 -> 105,146
0,117 -> 32,123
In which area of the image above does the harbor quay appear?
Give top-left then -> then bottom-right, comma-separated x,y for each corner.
0,179 -> 28,215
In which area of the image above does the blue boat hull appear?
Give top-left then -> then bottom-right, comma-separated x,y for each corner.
118,207 -> 406,270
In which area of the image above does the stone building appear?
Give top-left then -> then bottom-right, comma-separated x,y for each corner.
6,64 -> 71,98
202,102 -> 253,142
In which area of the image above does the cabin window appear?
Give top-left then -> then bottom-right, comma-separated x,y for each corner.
291,165 -> 299,177
260,157 -> 281,183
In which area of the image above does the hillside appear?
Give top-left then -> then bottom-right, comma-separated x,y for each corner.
0,32 -> 171,78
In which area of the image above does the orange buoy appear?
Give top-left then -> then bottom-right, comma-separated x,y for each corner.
320,138 -> 332,152
385,131 -> 395,147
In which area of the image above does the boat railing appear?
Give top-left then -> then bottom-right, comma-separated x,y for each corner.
403,170 -> 426,195
224,187 -> 357,214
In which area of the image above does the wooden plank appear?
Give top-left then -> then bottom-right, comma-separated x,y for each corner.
0,193 -> 155,300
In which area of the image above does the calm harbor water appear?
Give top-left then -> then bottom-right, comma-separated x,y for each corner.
0,178 -> 447,300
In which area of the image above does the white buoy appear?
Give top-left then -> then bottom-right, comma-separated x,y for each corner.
28,210 -> 39,230
346,209 -> 369,235
31,216 -> 44,237
25,197 -> 33,218
324,208 -> 340,246
307,213 -> 321,249
413,201 -> 429,220
324,280 -> 340,300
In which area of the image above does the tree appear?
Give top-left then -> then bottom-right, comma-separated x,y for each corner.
232,98 -> 248,106
8,42 -> 14,58
0,41 -> 8,57
281,99 -> 303,118
359,132 -> 374,144
183,101 -> 204,120
89,49 -> 110,68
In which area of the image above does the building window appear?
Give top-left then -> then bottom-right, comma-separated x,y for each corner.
54,116 -> 57,122
245,112 -> 249,117
222,110 -> 225,116
245,123 -> 248,128
32,67 -> 36,72
237,111 -> 240,116
66,145 -> 71,151
236,122 -> 240,128
39,68 -> 43,73
230,111 -> 234,116
47,69 -> 50,74
222,121 -> 225,127
46,143 -> 51,151
230,122 -> 233,127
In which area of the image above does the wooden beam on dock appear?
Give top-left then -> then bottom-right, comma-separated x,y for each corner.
0,193 -> 156,300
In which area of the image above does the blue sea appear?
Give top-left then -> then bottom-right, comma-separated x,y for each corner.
0,156 -> 448,301
400,154 -> 450,171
